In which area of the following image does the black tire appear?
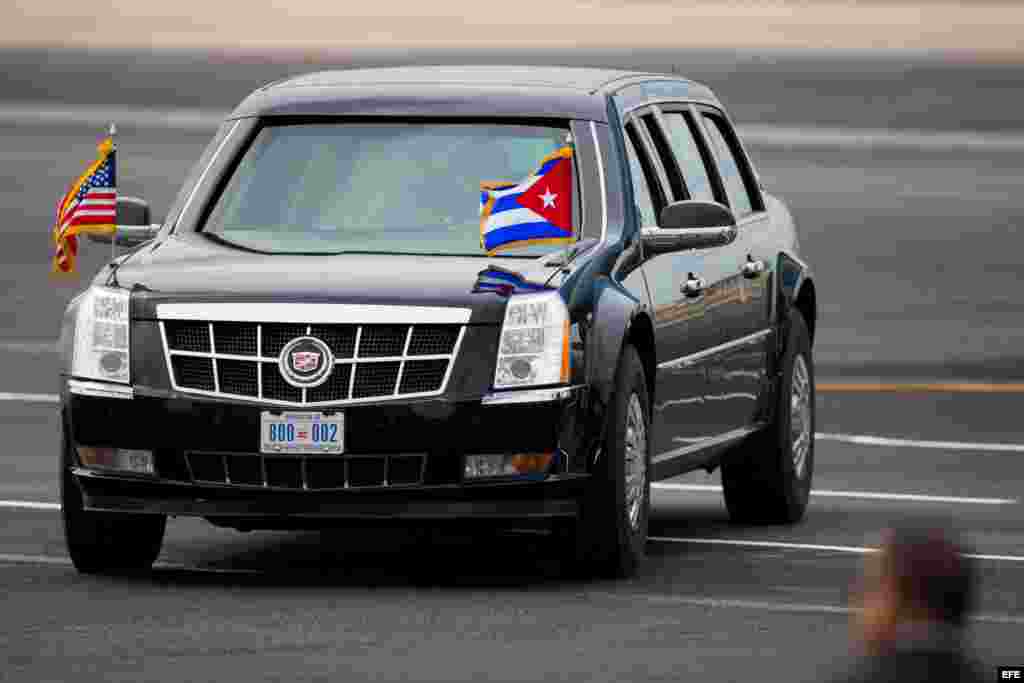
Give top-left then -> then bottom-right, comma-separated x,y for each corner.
61,436 -> 166,575
722,309 -> 815,525
571,345 -> 652,579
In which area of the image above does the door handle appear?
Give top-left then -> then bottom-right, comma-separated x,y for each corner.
681,273 -> 706,298
742,256 -> 766,279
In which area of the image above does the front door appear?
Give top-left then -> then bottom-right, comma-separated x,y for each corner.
621,116 -> 715,474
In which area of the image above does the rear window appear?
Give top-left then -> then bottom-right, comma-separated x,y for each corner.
202,121 -> 578,256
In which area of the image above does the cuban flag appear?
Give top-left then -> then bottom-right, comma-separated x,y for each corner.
473,265 -> 552,295
479,146 -> 574,254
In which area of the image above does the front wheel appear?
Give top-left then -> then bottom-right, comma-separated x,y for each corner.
722,309 -> 815,524
571,344 -> 651,579
61,461 -> 166,575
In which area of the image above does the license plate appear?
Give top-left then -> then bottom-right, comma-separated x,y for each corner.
260,411 -> 344,455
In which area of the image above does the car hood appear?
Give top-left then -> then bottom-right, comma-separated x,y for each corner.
114,235 -> 560,325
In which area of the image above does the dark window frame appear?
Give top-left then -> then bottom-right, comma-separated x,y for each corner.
623,117 -> 669,226
693,105 -> 766,215
639,111 -> 686,201
655,104 -> 728,206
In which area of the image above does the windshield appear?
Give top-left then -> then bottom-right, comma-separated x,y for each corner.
202,122 -> 579,256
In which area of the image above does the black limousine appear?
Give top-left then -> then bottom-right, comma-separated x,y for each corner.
59,66 -> 817,578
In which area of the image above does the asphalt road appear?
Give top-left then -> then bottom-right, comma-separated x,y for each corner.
1,49 -> 1023,682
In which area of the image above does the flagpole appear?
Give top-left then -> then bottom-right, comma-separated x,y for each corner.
109,122 -> 117,264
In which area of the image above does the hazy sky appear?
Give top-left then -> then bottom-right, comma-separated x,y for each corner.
5,1 -> 1023,56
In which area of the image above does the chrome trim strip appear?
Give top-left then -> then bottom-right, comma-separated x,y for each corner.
171,119 -> 239,234
156,303 -> 472,325
347,326 -> 362,399
395,326 -> 414,397
436,326 -> 467,400
155,348 -> 452,364
737,213 -> 769,228
174,450 -> 431,490
481,386 -> 580,406
657,329 -> 772,370
67,379 -> 134,400
652,425 -> 760,465
590,121 -> 608,241
207,323 -> 220,394
256,324 -> 263,399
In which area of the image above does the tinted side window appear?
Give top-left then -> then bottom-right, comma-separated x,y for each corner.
662,112 -> 716,204
623,128 -> 660,228
640,113 -> 684,201
702,114 -> 755,217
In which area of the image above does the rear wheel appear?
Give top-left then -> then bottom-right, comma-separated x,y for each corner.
722,310 -> 814,524
61,437 -> 166,575
571,345 -> 651,578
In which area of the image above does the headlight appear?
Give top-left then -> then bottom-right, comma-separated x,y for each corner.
493,291 -> 570,389
72,286 -> 130,384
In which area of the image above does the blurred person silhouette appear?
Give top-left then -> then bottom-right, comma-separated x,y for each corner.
831,526 -> 986,682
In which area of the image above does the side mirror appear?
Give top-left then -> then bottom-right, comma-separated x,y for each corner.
117,196 -> 151,226
640,200 -> 738,257
87,196 -> 160,247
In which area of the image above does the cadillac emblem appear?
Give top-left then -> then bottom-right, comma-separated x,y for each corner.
278,336 -> 334,388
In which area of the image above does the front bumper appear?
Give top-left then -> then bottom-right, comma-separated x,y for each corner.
64,382 -> 594,522
73,469 -> 585,520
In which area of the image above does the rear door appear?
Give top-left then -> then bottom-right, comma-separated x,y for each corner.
621,111 -> 713,470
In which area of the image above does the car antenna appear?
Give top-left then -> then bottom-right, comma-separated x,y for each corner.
109,123 -> 119,262
106,121 -> 122,287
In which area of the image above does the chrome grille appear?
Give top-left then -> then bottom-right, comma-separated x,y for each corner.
184,451 -> 427,489
161,320 -> 464,406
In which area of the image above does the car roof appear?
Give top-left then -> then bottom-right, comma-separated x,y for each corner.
227,65 -> 719,123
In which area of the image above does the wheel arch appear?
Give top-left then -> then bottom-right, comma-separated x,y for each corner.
774,251 -> 816,346
794,278 -> 817,345
581,276 -> 654,468
625,311 -> 656,410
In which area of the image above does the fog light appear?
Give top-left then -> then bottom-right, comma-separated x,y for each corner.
464,452 -> 554,479
76,446 -> 155,475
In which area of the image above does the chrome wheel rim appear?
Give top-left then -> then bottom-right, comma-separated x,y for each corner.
790,354 -> 812,479
624,392 -> 648,532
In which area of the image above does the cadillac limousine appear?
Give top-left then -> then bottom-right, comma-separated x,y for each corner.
59,66 -> 818,578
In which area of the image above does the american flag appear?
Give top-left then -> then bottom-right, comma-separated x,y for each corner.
52,136 -> 117,274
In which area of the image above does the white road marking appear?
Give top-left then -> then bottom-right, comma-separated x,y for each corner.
0,550 -> 1020,624
817,432 -> 1024,453
593,592 -> 1024,626
740,123 -> 1024,153
2,102 -> 1024,152
650,536 -> 1024,563
0,103 -> 224,131
4,499 -> 1023,561
0,553 -> 72,566
2,386 -> 1024,457
0,500 -> 60,511
0,552 -> 258,575
652,536 -> 872,554
653,482 -> 1017,505
0,340 -> 57,354
5,385 -> 1024,460
0,551 -> 1021,624
0,392 -> 59,404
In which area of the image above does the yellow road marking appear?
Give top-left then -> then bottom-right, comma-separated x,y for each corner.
818,382 -> 1024,394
